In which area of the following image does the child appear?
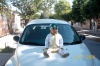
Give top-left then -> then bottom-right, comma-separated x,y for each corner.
43,23 -> 69,58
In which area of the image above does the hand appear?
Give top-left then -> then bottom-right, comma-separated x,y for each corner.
44,48 -> 48,52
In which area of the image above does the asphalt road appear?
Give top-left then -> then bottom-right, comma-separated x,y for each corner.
0,53 -> 13,66
83,38 -> 100,60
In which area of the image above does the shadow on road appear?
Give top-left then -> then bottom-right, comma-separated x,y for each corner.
0,46 -> 15,53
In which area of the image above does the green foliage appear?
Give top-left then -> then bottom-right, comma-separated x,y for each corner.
49,14 -> 56,19
61,13 -> 72,21
71,0 -> 87,23
54,0 -> 71,15
40,0 -> 56,11
11,0 -> 36,20
39,0 -> 56,18
0,0 -> 8,14
10,0 -> 100,24
53,0 -> 72,21
71,0 -> 100,24
10,0 -> 56,20
0,0 -> 7,7
83,0 -> 100,19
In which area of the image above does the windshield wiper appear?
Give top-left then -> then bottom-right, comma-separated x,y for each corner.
70,41 -> 82,45
64,43 -> 71,45
64,41 -> 82,45
21,42 -> 44,46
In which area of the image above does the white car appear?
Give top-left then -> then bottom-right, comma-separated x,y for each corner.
5,19 -> 100,66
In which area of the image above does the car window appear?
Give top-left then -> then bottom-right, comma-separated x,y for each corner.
19,24 -> 81,46
58,24 -> 81,44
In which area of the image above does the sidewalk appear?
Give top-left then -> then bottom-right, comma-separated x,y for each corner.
0,35 -> 17,49
0,34 -> 17,66
77,29 -> 100,36
74,27 -> 100,42
74,27 -> 100,36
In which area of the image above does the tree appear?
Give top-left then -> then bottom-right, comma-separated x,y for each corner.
0,0 -> 8,17
10,0 -> 56,24
0,0 -> 14,34
39,0 -> 56,18
6,10 -> 14,34
70,0 -> 87,29
61,13 -> 72,21
82,0 -> 100,29
54,0 -> 71,15
83,0 -> 98,19
10,0 -> 43,25
71,0 -> 85,23
71,0 -> 100,29
54,0 -> 72,20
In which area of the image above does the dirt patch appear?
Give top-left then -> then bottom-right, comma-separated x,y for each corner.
0,46 -> 15,53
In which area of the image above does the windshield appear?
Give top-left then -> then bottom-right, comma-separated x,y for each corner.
19,24 -> 81,46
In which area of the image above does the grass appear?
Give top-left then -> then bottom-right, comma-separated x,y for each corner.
0,46 -> 15,53
0,49 -> 2,52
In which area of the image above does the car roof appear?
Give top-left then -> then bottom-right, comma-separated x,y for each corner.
27,19 -> 70,26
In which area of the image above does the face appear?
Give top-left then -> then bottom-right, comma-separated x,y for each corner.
50,28 -> 58,35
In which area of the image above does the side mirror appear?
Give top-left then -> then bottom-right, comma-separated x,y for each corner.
13,36 -> 20,42
80,35 -> 85,41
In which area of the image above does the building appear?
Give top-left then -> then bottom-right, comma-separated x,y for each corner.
73,19 -> 100,30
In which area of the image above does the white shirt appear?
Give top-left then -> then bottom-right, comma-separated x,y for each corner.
45,33 -> 63,48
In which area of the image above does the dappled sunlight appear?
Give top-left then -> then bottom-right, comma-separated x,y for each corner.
77,30 -> 90,32
86,35 -> 100,38
0,35 -> 17,48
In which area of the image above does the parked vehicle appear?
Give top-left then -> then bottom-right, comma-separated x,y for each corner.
5,19 -> 100,66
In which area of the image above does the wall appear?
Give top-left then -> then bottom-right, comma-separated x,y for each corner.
73,19 -> 90,30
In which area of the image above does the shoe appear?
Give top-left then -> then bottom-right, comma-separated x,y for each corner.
62,53 -> 69,58
43,52 -> 49,58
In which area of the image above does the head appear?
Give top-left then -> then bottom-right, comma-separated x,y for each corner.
50,23 -> 58,35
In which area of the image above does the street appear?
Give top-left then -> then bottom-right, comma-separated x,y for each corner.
77,29 -> 100,60
0,53 -> 13,66
84,39 -> 100,60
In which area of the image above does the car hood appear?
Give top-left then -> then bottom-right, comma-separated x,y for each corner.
15,43 -> 95,66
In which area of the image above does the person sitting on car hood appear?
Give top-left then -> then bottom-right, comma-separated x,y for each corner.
43,23 -> 69,58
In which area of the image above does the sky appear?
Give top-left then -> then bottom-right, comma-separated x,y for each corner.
67,0 -> 73,6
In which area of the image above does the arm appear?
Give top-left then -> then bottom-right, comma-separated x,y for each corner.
45,34 -> 50,49
59,35 -> 63,49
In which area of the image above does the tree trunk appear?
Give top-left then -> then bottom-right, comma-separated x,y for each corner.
25,19 -> 29,26
7,19 -> 13,34
80,23 -> 83,30
90,19 -> 92,29
8,22 -> 13,34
